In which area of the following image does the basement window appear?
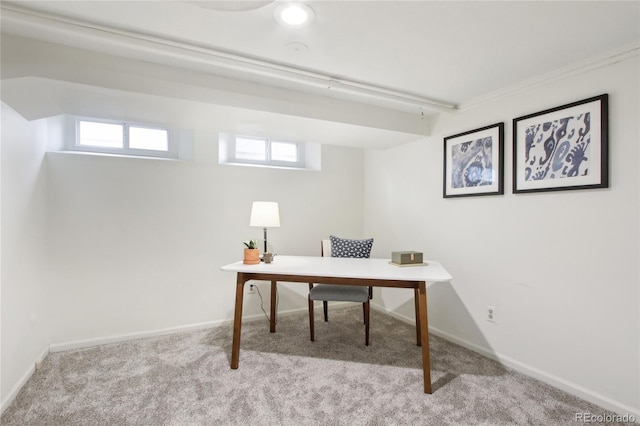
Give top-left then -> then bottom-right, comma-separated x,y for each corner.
233,136 -> 302,167
219,133 -> 320,170
74,118 -> 176,158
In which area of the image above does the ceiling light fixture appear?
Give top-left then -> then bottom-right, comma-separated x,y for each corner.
274,2 -> 315,28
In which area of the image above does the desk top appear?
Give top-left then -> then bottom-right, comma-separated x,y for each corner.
221,255 -> 452,282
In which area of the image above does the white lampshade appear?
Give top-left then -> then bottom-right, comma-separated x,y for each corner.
249,202 -> 280,227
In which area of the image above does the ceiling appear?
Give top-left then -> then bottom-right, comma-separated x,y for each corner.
1,1 -> 639,148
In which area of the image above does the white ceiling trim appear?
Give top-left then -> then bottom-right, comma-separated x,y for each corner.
0,3 -> 458,114
460,43 -> 640,111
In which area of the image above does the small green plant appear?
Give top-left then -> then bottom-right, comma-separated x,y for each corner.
243,240 -> 257,249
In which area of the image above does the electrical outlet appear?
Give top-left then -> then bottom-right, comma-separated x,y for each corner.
248,284 -> 256,295
487,305 -> 496,323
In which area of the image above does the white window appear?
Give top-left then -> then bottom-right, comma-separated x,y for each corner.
74,118 -> 176,158
219,133 -> 321,170
225,136 -> 304,168
129,126 -> 169,151
78,121 -> 123,148
271,141 -> 298,162
235,137 -> 268,162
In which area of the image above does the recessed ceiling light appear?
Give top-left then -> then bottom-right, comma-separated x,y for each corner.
274,2 -> 315,28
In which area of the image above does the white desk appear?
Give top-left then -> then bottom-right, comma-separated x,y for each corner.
221,255 -> 453,393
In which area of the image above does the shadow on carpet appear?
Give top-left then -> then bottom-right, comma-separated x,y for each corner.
2,307 -> 629,425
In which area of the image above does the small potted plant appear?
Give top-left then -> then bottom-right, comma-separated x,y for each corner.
243,240 -> 260,265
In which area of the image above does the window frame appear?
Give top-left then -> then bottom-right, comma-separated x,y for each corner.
73,117 -> 178,159
228,135 -> 305,169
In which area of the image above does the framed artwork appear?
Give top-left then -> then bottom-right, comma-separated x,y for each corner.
513,94 -> 608,193
443,122 -> 504,198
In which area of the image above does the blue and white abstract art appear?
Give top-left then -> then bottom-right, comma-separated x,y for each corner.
451,137 -> 494,188
443,122 -> 504,198
513,94 -> 607,193
524,113 -> 591,182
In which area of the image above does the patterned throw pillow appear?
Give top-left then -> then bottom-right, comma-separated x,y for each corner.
329,235 -> 374,258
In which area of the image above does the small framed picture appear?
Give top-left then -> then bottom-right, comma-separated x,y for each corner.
513,94 -> 608,193
443,123 -> 504,198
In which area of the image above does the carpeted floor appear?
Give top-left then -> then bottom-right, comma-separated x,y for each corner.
1,306 -> 632,425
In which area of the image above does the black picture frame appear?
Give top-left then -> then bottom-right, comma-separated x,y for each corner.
513,94 -> 608,194
443,122 -> 504,198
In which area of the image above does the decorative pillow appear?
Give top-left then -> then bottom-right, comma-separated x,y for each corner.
329,235 -> 374,258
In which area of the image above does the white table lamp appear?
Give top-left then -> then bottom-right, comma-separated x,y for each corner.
249,201 -> 280,254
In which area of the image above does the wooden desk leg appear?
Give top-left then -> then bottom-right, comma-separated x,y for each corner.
418,281 -> 432,394
231,273 -> 246,369
414,288 -> 421,346
270,280 -> 277,333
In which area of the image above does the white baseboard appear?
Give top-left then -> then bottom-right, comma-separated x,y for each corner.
49,320 -> 228,353
1,346 -> 49,415
48,304 -> 336,353
10,303 -> 635,420
374,304 -> 640,419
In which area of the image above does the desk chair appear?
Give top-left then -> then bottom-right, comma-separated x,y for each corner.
308,236 -> 374,345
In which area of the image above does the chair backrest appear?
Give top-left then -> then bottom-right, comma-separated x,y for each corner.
320,238 -> 373,300
321,239 -> 331,257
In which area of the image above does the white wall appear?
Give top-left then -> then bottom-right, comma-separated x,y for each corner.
1,103 -> 50,409
1,81 -> 366,411
45,128 -> 364,347
364,57 -> 639,415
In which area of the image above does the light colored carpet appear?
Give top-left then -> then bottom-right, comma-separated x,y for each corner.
1,306 -> 631,425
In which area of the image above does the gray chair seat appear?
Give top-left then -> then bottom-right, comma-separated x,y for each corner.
309,284 -> 369,303
308,237 -> 374,346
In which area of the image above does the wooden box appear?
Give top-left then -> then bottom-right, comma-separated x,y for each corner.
391,251 -> 423,265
